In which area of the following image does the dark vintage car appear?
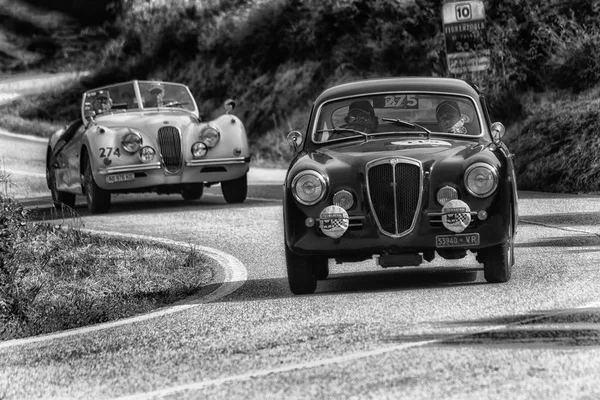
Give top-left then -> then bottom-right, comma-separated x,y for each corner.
46,80 -> 250,214
283,77 -> 518,294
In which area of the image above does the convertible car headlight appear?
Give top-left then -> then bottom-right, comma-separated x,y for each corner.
122,130 -> 143,153
192,142 -> 208,158
200,126 -> 220,148
291,170 -> 327,206
464,162 -> 498,198
139,146 -> 156,163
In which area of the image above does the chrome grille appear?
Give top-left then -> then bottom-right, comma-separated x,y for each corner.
157,126 -> 182,173
367,159 -> 422,237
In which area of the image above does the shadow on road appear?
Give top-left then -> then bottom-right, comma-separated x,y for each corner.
515,235 -> 600,248
221,267 -> 481,303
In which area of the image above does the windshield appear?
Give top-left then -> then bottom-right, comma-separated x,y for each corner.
82,81 -> 197,117
312,93 -> 482,143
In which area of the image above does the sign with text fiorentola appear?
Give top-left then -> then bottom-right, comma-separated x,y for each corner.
442,0 -> 490,74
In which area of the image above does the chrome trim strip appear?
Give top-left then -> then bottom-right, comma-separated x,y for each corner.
365,156 -> 423,239
98,162 -> 162,175
185,157 -> 250,167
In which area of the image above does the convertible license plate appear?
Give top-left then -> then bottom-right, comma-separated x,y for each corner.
436,233 -> 480,248
106,173 -> 134,183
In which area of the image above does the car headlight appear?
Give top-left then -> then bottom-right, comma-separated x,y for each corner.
139,146 -> 156,163
200,125 -> 220,148
464,162 -> 498,198
122,130 -> 143,153
291,170 -> 327,206
191,142 -> 208,158
333,189 -> 354,210
437,186 -> 458,206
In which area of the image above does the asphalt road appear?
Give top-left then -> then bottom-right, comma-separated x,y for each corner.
1,131 -> 600,399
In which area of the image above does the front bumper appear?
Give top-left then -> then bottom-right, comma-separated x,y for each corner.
94,157 -> 250,191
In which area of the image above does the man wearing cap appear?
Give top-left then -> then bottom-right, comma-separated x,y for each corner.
93,90 -> 113,114
147,82 -> 165,107
436,100 -> 467,134
339,100 -> 378,135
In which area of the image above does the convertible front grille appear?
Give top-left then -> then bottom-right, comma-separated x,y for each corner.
366,159 -> 422,237
158,126 -> 182,173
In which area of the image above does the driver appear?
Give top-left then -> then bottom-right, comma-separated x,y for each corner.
93,90 -> 112,114
342,100 -> 378,133
147,82 -> 165,107
436,100 -> 467,134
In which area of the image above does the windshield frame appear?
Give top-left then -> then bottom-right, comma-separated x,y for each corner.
310,90 -> 489,144
81,80 -> 200,121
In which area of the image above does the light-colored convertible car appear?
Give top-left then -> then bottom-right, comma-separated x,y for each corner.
46,80 -> 250,213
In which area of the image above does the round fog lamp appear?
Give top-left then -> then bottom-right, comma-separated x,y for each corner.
437,186 -> 458,206
192,142 -> 208,158
305,217 -> 315,227
333,190 -> 354,210
139,146 -> 156,163
477,210 -> 488,220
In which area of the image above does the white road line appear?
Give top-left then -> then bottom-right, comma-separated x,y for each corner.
113,299 -> 600,400
0,129 -> 48,143
1,168 -> 46,178
0,230 -> 247,350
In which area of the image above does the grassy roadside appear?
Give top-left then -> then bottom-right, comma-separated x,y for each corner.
0,178 -> 214,341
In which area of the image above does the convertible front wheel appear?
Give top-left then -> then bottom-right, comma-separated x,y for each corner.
48,164 -> 76,209
285,245 -> 319,295
221,173 -> 247,204
84,157 -> 111,214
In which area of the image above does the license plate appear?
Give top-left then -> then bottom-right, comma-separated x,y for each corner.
106,172 -> 134,183
436,233 -> 480,248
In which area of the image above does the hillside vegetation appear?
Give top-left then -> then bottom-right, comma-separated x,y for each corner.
3,0 -> 600,191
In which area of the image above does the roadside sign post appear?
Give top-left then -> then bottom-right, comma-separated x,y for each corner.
442,0 -> 490,75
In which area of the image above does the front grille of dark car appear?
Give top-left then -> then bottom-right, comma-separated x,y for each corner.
157,126 -> 182,173
366,158 -> 422,237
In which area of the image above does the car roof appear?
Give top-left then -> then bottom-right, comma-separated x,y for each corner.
314,77 -> 481,104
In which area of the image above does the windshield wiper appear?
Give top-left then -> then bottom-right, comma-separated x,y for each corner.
381,118 -> 432,140
316,128 -> 371,141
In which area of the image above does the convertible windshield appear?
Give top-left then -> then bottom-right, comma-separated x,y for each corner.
312,93 -> 482,143
83,81 -> 196,117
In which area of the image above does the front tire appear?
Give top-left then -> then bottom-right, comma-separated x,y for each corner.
47,164 -> 76,209
285,245 -> 318,295
221,173 -> 247,204
84,156 -> 111,214
482,207 -> 514,283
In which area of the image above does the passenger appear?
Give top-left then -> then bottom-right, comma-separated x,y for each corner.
436,100 -> 467,134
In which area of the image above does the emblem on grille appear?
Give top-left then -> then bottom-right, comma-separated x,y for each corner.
390,158 -> 399,165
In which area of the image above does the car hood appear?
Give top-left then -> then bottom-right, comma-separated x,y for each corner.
309,136 -> 487,167
95,111 -> 199,133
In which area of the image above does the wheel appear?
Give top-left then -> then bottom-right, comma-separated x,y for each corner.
221,173 -> 247,204
84,156 -> 111,214
314,258 -> 329,280
285,245 -> 318,295
47,164 -> 76,209
181,184 -> 204,201
482,207 -> 514,283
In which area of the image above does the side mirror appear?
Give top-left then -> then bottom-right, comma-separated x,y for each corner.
224,99 -> 235,114
490,122 -> 505,142
287,130 -> 303,152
